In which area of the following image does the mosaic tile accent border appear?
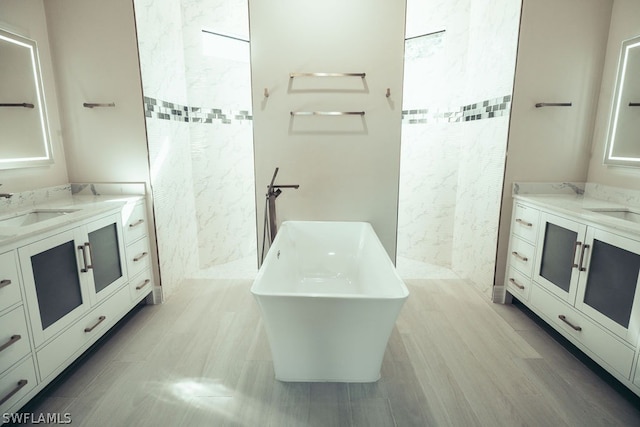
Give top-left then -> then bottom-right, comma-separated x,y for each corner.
402,94 -> 512,124
144,96 -> 252,124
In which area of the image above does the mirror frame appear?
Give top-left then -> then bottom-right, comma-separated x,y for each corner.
0,27 -> 53,169
604,35 -> 640,167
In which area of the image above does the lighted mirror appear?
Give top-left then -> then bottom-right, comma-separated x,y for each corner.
604,35 -> 640,167
0,28 -> 53,169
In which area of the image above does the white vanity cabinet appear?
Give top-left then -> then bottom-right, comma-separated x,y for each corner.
0,197 -> 154,418
505,198 -> 640,395
19,212 -> 127,348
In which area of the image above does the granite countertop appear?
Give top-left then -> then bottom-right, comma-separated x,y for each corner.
0,194 -> 143,246
514,193 -> 640,236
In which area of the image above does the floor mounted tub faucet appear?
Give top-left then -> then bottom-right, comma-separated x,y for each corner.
261,167 -> 299,263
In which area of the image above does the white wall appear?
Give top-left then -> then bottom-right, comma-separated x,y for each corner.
44,0 -> 149,185
0,0 -> 69,192
249,0 -> 407,261
495,0 -> 612,288
587,0 -> 640,188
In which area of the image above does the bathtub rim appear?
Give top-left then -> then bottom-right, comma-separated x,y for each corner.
251,220 -> 409,299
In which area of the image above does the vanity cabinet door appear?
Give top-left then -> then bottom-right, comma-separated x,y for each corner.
85,214 -> 127,305
19,228 -> 90,347
575,228 -> 640,345
534,213 -> 587,305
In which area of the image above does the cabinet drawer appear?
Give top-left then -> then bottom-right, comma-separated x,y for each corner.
126,237 -> 150,279
512,203 -> 539,243
0,307 -> 31,376
37,285 -> 130,381
0,251 -> 22,313
122,202 -> 147,246
508,237 -> 535,277
531,286 -> 635,379
0,356 -> 37,414
129,269 -> 153,303
505,266 -> 531,301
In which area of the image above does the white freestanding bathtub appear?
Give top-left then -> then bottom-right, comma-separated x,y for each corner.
251,221 -> 409,382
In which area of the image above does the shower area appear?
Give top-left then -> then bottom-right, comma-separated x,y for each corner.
135,0 -> 521,300
397,0 -> 521,298
135,0 -> 257,298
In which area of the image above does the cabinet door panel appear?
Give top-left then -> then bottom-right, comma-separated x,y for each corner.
85,214 -> 127,305
89,223 -> 122,294
534,213 -> 586,304
32,241 -> 83,330
19,229 -> 89,347
576,228 -> 640,345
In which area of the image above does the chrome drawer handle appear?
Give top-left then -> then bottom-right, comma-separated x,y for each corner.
509,278 -> 525,290
515,218 -> 533,227
84,315 -> 106,333
133,252 -> 148,262
0,279 -> 11,289
0,334 -> 21,353
558,314 -> 582,331
135,279 -> 151,290
0,379 -> 28,406
129,219 -> 145,228
511,251 -> 528,262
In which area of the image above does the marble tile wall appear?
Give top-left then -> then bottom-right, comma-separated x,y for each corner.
180,0 -> 256,268
398,123 -> 459,267
451,0 -> 520,298
134,0 -> 199,299
0,185 -> 72,213
451,118 -> 510,297
398,0 -> 520,298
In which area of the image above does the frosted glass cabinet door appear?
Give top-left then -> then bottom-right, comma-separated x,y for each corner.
85,214 -> 127,305
575,228 -> 640,345
19,228 -> 90,347
534,213 -> 587,305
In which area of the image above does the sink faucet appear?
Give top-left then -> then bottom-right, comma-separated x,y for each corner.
0,184 -> 13,199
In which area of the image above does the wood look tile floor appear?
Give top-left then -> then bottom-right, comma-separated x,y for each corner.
20,277 -> 640,426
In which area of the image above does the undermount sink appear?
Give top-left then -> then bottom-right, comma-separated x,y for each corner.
0,209 -> 78,227
588,208 -> 640,224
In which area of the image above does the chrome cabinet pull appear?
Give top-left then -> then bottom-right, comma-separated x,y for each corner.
515,218 -> 533,227
85,242 -> 94,270
84,316 -> 106,333
0,279 -> 11,289
133,252 -> 148,262
571,241 -> 582,268
129,219 -> 145,228
0,334 -> 21,353
578,244 -> 590,272
558,314 -> 582,331
78,245 -> 89,272
511,251 -> 528,262
509,278 -> 525,290
0,379 -> 28,406
78,243 -> 94,272
135,279 -> 151,290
